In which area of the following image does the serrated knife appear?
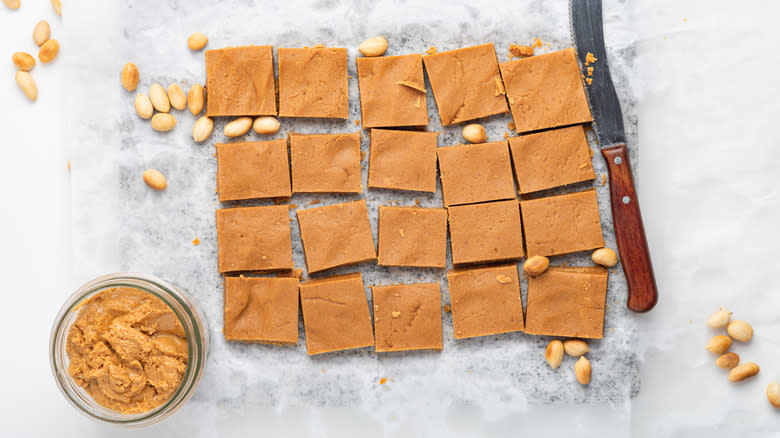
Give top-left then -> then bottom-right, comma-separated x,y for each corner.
571,0 -> 658,312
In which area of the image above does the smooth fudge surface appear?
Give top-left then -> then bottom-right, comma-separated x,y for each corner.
216,139 -> 291,202
290,133 -> 362,193
368,129 -> 438,193
278,47 -> 348,118
372,283 -> 443,352
205,46 -> 276,117
356,54 -> 428,128
216,205 -> 293,273
437,141 -> 516,206
377,206 -> 447,268
223,276 -> 299,344
448,200 -> 524,266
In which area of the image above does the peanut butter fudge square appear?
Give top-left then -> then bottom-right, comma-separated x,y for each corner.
278,47 -> 348,118
205,45 -> 276,117
300,272 -> 374,355
216,205 -> 293,273
448,200 -> 524,266
296,200 -> 376,274
290,133 -> 362,194
499,47 -> 592,133
521,189 -> 604,256
508,125 -> 595,194
437,141 -> 516,206
525,267 -> 608,339
223,277 -> 299,344
372,283 -> 443,352
368,129 -> 438,193
447,264 -> 525,339
216,139 -> 291,202
423,43 -> 509,125
377,206 -> 447,268
356,54 -> 428,128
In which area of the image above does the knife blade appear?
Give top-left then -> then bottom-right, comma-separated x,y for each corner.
571,0 -> 658,313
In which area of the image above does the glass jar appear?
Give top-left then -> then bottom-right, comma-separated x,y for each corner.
49,272 -> 209,428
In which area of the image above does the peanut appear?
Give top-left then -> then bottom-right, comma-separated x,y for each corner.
767,382 -> 780,408
15,71 -> 37,101
187,32 -> 208,51
253,116 -> 280,135
192,116 -> 214,143
592,248 -> 618,267
545,340 -> 563,370
358,36 -> 388,57
50,0 -> 61,16
149,83 -> 170,112
706,335 -> 732,354
728,362 -> 759,382
715,352 -> 739,370
509,44 -> 534,58
38,39 -> 59,63
727,320 -> 753,342
462,124 -> 487,143
224,116 -> 252,138
120,62 -> 139,92
187,83 -> 204,115
134,94 -> 153,119
3,0 -> 20,9
523,255 -> 549,277
574,356 -> 591,385
12,52 -> 36,71
167,83 -> 187,110
33,20 -> 51,46
706,308 -> 732,328
143,169 -> 167,191
151,113 -> 176,132
564,339 -> 589,357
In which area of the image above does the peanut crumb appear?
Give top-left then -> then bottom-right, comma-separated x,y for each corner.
308,199 -> 321,205
360,150 -> 366,161
509,44 -> 534,58
496,274 -> 512,284
585,52 -> 598,66
586,78 -> 593,85
262,255 -> 267,260
443,304 -> 451,313
503,132 -> 510,139
396,80 -> 426,93
379,377 -> 388,385
508,122 -> 515,131
67,160 -> 71,171
589,149 -> 594,158
578,163 -> 588,169
321,369 -> 326,374
354,119 -> 360,126
494,78 -> 506,96
289,203 -> 298,210
399,229 -> 405,237
192,238 -> 200,245
392,311 -> 401,318
601,174 -> 607,186
415,95 -> 421,108
425,46 -> 437,55
532,38 -> 543,49
587,67 -> 594,76
414,199 -> 421,207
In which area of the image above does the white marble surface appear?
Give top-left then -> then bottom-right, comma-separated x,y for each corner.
0,0 -> 779,436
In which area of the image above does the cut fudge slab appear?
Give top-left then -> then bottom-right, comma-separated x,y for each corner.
299,272 -> 374,355
508,125 -> 595,194
447,264 -> 525,339
423,43 -> 509,125
205,46 -> 276,117
377,206 -> 447,268
525,266 -> 608,339
499,47 -> 592,133
290,133 -> 362,193
368,129 -> 438,193
216,139 -> 291,202
278,47 -> 348,118
216,205 -> 293,273
521,189 -> 604,256
356,54 -> 428,128
448,200 -> 524,266
296,200 -> 376,274
372,283 -> 443,352
223,276 -> 299,344
437,141 -> 516,206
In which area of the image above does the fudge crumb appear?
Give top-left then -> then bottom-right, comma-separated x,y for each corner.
503,132 -> 510,139
396,80 -> 426,93
392,311 -> 401,318
379,377 -> 388,385
272,197 -> 288,205
494,78 -> 506,96
585,52 -> 598,65
589,148 -> 594,158
277,268 -> 303,280
587,67 -> 594,76
532,38 -> 543,49
601,174 -> 607,186
289,203 -> 297,210
425,46 -> 437,55
354,119 -> 360,126
508,121 -> 515,131
586,78 -> 593,85
414,199 -> 421,207
443,304 -> 451,313
192,238 -> 200,245
509,44 -> 534,58
496,274 -> 512,284
308,199 -> 321,205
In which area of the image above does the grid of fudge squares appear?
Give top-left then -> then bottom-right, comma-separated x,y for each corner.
368,129 -> 438,193
436,141 -> 516,207
377,206 -> 447,268
448,200 -> 524,266
216,139 -> 291,202
205,45 -> 277,117
356,54 -> 428,128
290,133 -> 362,194
278,47 -> 349,118
223,276 -> 299,344
372,283 -> 443,352
216,205 -> 294,273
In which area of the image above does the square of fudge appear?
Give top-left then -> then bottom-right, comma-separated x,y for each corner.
423,43 -> 508,126
525,267 -> 608,339
448,200 -> 524,266
278,47 -> 348,118
290,133 -> 362,193
296,200 -> 376,274
499,48 -> 592,133
521,189 -> 604,256
372,283 -> 442,352
205,46 -> 276,117
377,206 -> 447,268
368,129 -> 438,193
447,264 -> 525,339
508,125 -> 595,194
216,139 -> 291,202
299,272 -> 374,355
223,276 -> 299,344
216,205 -> 293,273
437,141 -> 516,206
356,54 -> 428,128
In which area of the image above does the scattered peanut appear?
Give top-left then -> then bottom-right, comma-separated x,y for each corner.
706,335 -> 732,354
134,94 -> 153,119
574,356 -> 591,385
715,352 -> 740,370
192,116 -> 214,143
767,382 -> 780,408
462,124 -> 487,143
224,117 -> 253,138
564,340 -> 589,357
15,71 -> 37,101
592,248 -> 618,267
38,39 -> 59,63
143,169 -> 167,191
187,32 -> 208,51
358,36 -> 388,57
727,362 -> 759,382
706,308 -> 732,328
545,340 -> 564,370
149,83 -> 170,112
50,0 -> 61,16
120,62 -> 139,92
3,0 -> 20,9
187,83 -> 204,115
253,116 -> 280,135
167,83 -> 187,110
509,44 -> 534,58
33,20 -> 51,46
151,113 -> 176,132
523,255 -> 549,277
12,52 -> 36,71
727,320 -> 753,342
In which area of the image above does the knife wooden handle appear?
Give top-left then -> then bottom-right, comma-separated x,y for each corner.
601,144 -> 658,313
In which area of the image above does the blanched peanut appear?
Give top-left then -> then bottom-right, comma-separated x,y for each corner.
592,248 -> 618,267
727,320 -> 753,342
767,382 -> 780,408
523,256 -> 549,277
33,20 -> 51,46
715,352 -> 739,370
143,169 -> 167,191
224,117 -> 252,138
15,71 -> 37,101
705,335 -> 732,354
564,340 -> 589,357
253,116 -> 280,135
38,39 -> 59,63
121,62 -> 139,92
358,36 -> 387,57
192,116 -> 213,143
149,83 -> 170,112
728,362 -> 759,382
50,0 -> 61,16
187,32 -> 208,51
706,308 -> 732,328
574,356 -> 591,385
167,83 -> 187,110
4,0 -> 20,10
187,83 -> 204,115
12,52 -> 36,71
134,94 -> 153,119
151,113 -> 176,132
462,124 -> 487,143
545,340 -> 563,370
